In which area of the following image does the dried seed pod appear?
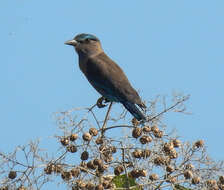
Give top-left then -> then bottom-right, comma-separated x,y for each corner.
140,135 -> 152,144
71,168 -> 80,177
132,150 -> 142,158
54,164 -> 62,173
44,164 -> 55,175
185,163 -> 194,170
138,169 -> 147,177
96,137 -> 103,144
104,155 -> 113,163
111,146 -> 117,153
76,180 -> 86,189
143,126 -> 151,133
103,176 -> 113,181
81,151 -> 89,161
85,182 -> 95,190
184,170 -> 193,179
132,118 -> 140,126
194,140 -> 204,148
69,134 -> 78,141
102,180 -> 111,189
108,183 -> 116,189
219,176 -> 224,184
172,139 -> 181,147
66,145 -> 77,153
44,167 -> 52,175
114,165 -> 124,176
99,145 -> 106,152
8,171 -> 17,179
149,173 -> 159,181
192,176 -> 200,185
167,176 -> 177,183
166,157 -> 171,165
102,150 -> 112,159
206,179 -> 217,186
141,149 -> 151,158
82,132 -> 92,142
87,160 -> 97,170
154,130 -> 163,138
206,180 -> 219,190
17,186 -> 27,190
151,125 -> 159,133
132,127 -> 142,138
89,128 -> 98,136
60,137 -> 69,146
169,149 -> 178,159
130,170 -> 140,178
163,142 -> 174,153
80,162 -> 88,172
61,171 -> 72,181
95,184 -> 104,190
154,156 -> 166,166
166,165 -> 174,173
98,164 -> 107,173
102,164 -> 109,170
93,158 -> 103,166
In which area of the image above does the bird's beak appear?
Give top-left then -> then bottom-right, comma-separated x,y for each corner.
64,39 -> 78,46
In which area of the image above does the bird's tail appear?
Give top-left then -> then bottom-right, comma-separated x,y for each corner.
122,101 -> 146,121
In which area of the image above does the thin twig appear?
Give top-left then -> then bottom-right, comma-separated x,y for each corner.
148,95 -> 190,122
102,125 -> 134,133
101,102 -> 113,135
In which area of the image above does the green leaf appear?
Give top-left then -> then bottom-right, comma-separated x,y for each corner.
112,174 -> 142,190
174,184 -> 192,190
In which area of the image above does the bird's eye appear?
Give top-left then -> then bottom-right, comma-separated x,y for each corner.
85,38 -> 91,42
78,40 -> 84,44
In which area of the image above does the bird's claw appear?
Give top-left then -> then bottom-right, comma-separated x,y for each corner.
97,97 -> 110,108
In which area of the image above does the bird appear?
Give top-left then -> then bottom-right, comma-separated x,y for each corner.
65,33 -> 146,121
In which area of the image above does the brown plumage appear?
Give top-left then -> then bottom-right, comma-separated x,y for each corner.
65,33 -> 146,120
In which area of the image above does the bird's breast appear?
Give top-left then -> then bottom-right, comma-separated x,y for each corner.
78,58 -> 88,76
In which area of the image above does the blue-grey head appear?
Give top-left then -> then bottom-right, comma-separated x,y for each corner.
65,33 -> 103,56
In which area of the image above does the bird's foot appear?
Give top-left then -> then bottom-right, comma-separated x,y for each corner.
97,97 -> 110,108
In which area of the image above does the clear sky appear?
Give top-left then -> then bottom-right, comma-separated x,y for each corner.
1,0 -> 224,188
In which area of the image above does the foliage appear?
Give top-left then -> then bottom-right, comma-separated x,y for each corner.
112,175 -> 139,189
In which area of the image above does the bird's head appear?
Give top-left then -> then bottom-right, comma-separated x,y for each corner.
65,33 -> 103,57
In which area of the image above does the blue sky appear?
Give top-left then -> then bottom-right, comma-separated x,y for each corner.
1,0 -> 224,188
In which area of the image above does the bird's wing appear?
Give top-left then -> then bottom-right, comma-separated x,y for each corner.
84,53 -> 143,105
